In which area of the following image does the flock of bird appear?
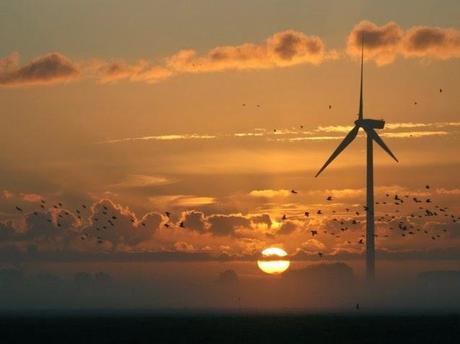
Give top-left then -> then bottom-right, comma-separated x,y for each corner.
14,201 -> 185,245
281,184 -> 459,257
11,183 -> 458,252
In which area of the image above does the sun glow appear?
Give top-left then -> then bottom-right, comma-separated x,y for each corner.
257,247 -> 291,275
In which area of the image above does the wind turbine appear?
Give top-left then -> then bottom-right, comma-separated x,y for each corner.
315,39 -> 398,281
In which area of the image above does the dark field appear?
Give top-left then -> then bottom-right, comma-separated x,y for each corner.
0,312 -> 459,344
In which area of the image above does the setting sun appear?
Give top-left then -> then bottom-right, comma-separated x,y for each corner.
257,247 -> 291,275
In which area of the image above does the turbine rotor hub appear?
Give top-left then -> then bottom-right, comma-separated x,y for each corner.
355,118 -> 385,130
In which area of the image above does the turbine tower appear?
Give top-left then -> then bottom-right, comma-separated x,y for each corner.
315,38 -> 398,281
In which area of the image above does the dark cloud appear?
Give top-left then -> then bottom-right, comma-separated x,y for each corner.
403,26 -> 460,59
180,211 -> 207,232
271,30 -> 323,60
347,21 -> 403,65
207,214 -> 250,236
277,221 -> 298,235
250,214 -> 272,228
85,199 -> 161,247
0,52 -> 80,86
347,21 -> 460,64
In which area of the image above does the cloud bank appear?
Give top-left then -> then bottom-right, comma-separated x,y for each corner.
1,21 -> 460,87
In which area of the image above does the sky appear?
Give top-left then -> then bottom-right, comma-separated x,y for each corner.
1,0 -> 460,309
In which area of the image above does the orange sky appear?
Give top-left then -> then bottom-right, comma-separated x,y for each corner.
1,1 -> 460,272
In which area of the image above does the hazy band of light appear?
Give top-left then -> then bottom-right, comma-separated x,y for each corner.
97,121 -> 459,144
99,134 -> 216,144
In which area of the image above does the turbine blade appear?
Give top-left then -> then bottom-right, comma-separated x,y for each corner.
315,125 -> 360,177
365,128 -> 399,162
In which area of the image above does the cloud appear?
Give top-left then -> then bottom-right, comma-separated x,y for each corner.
381,131 -> 448,138
403,26 -> 460,59
347,21 -> 460,65
249,189 -> 291,198
111,175 -> 175,188
436,188 -> 460,195
180,211 -> 207,232
95,30 -> 328,84
207,214 -> 250,236
166,30 -> 327,74
2,21 -> 460,89
173,241 -> 195,252
149,195 -> 216,208
0,52 -> 80,86
21,193 -> 42,202
2,190 -> 14,199
277,220 -> 299,235
300,239 -> 326,252
250,214 -> 272,229
100,121 -> 456,147
100,134 -> 216,144
347,21 -> 402,65
1,30 -> 329,88
93,59 -> 173,84
87,199 -> 162,247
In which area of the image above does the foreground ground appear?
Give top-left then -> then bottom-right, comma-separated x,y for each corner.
0,312 -> 459,343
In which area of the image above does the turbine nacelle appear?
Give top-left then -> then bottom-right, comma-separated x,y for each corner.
355,118 -> 385,130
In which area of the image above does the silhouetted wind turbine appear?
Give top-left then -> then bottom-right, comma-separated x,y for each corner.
315,38 -> 398,281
